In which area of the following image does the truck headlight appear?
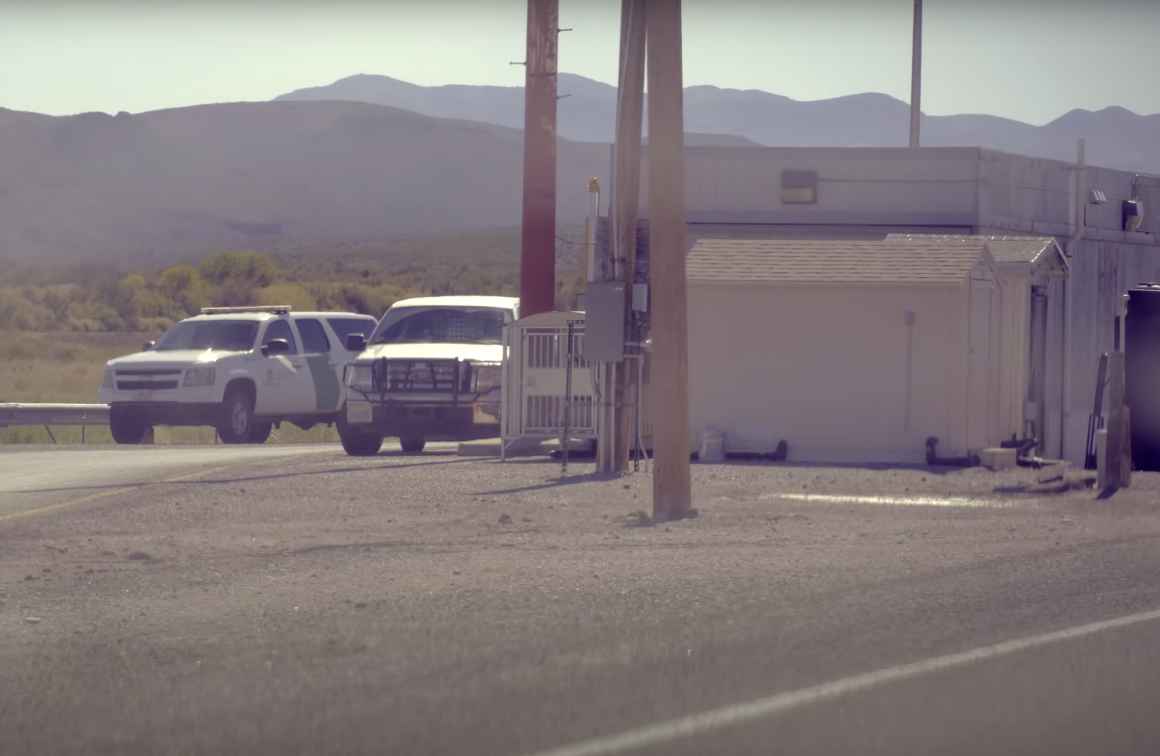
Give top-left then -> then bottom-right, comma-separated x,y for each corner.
182,366 -> 216,387
473,363 -> 502,393
347,364 -> 374,391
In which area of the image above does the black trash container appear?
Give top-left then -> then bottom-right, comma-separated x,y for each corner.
1126,284 -> 1160,471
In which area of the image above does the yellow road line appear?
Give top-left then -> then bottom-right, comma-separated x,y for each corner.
0,463 -> 242,524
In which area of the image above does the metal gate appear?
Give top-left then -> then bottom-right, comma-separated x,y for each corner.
501,311 -> 597,456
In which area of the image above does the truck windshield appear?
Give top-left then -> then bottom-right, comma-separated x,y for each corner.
154,320 -> 259,352
371,307 -> 507,345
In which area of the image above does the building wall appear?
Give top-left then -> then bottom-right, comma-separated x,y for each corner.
661,146 -> 982,228
688,283 -> 972,464
610,145 -> 1159,465
988,264 -> 1068,458
1056,237 -> 1160,462
966,264 -> 998,454
977,152 -> 1073,235
1043,274 -> 1068,459
995,270 -> 1031,442
976,155 -> 1160,462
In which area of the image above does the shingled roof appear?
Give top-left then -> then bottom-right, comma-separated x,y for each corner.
886,234 -> 1068,269
686,237 -> 992,286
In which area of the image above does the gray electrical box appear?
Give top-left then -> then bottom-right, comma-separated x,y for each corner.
583,280 -> 627,362
632,283 -> 649,313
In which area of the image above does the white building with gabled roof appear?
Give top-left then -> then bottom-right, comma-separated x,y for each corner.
686,236 -> 998,464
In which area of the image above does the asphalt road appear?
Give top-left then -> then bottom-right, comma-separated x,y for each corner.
0,444 -> 341,519
3,450 -> 1160,755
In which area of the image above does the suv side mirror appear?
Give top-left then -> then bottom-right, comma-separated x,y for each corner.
345,333 -> 368,352
262,338 -> 290,356
142,340 -> 157,351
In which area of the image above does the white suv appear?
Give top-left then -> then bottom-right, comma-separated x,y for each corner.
99,306 -> 376,444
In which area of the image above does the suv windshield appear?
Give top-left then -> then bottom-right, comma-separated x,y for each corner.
154,320 -> 259,352
371,307 -> 507,345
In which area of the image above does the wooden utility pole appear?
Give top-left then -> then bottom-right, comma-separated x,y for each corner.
519,0 -> 559,318
646,0 -> 691,520
909,0 -> 923,148
608,0 -> 647,475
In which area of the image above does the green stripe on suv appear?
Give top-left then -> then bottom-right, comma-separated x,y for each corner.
306,355 -> 341,411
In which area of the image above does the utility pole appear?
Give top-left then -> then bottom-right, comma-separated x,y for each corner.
519,0 -> 559,318
646,0 -> 691,520
607,0 -> 647,475
909,0 -> 923,148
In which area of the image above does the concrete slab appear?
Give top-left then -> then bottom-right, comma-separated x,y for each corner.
458,439 -> 503,457
980,447 -> 1018,471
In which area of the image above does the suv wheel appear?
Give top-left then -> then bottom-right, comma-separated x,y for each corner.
337,415 -> 383,457
109,408 -> 150,445
217,386 -> 254,444
248,421 -> 274,444
400,435 -> 426,455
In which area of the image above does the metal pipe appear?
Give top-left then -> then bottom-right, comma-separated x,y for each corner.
1063,137 -> 1085,462
635,350 -> 650,470
909,0 -> 923,148
607,0 -> 647,476
562,320 -> 574,474
904,309 -> 915,431
586,178 -> 601,284
611,0 -> 646,285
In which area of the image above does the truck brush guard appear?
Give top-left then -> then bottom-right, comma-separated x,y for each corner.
373,357 -> 467,393
346,358 -> 474,405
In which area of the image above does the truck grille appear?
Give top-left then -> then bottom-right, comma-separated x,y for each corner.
373,359 -> 463,393
115,368 -> 182,391
117,380 -> 180,390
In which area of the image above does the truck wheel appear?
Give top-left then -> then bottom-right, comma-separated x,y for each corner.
109,408 -> 150,445
337,415 -> 383,457
247,421 -> 274,444
217,386 -> 254,444
400,435 -> 426,454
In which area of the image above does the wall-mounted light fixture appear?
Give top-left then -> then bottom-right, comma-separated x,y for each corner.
1123,199 -> 1143,232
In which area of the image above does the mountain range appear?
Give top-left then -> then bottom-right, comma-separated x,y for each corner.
280,73 -> 1160,172
0,101 -> 611,266
2,73 -> 1156,265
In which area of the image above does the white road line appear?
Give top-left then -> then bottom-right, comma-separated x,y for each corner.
526,607 -> 1160,756
772,492 -> 1014,508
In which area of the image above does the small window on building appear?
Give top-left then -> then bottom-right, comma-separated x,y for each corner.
781,170 -> 818,204
296,318 -> 331,354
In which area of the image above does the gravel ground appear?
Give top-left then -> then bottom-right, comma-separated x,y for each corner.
3,451 -> 1160,754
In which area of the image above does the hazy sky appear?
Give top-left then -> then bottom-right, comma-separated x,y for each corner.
3,0 -> 1158,125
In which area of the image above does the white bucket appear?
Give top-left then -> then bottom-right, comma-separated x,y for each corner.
699,428 -> 726,463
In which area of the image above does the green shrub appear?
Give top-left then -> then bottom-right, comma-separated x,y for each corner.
257,283 -> 317,311
199,250 -> 279,287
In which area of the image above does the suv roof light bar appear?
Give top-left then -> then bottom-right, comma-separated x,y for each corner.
200,305 -> 292,315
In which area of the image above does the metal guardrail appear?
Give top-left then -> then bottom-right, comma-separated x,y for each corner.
0,403 -> 111,443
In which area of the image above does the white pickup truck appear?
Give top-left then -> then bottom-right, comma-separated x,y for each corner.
339,295 -> 518,455
99,306 -> 376,444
